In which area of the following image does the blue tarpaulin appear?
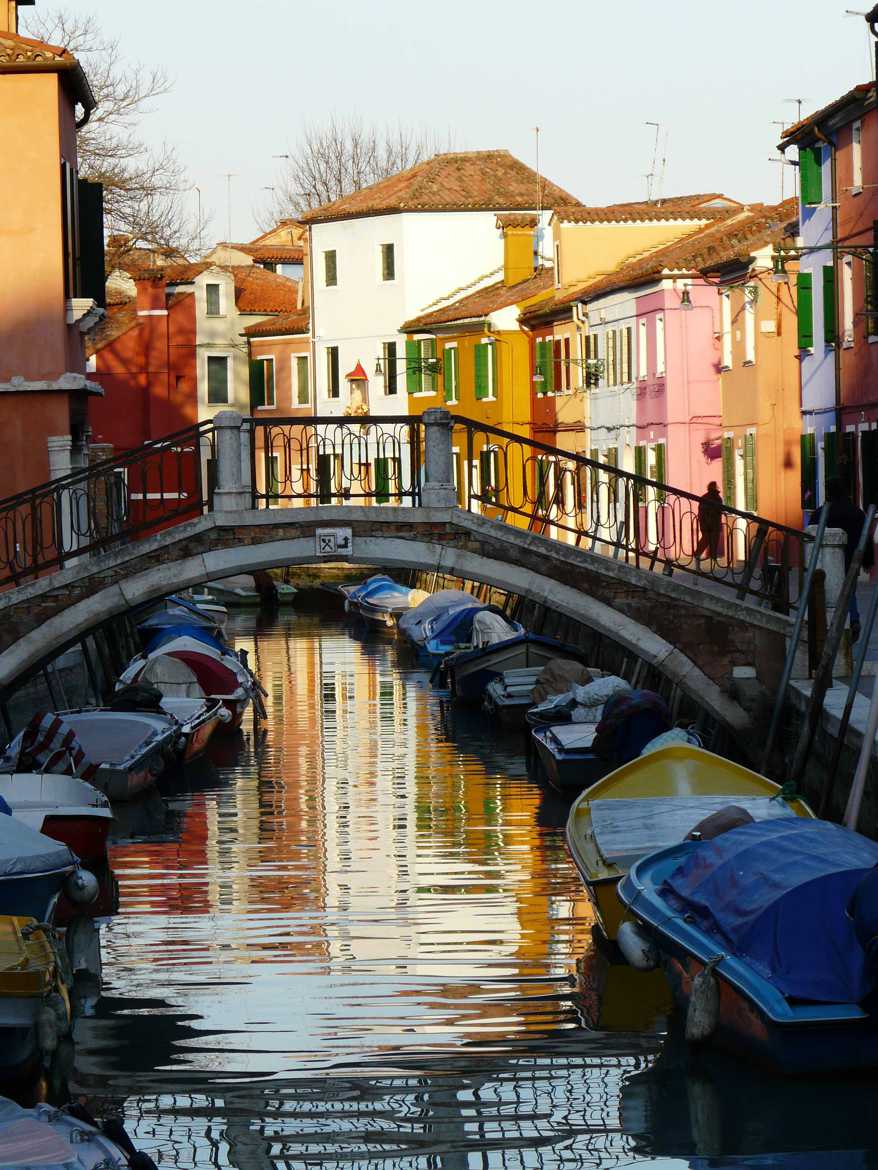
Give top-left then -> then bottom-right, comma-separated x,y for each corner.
660,818 -> 878,1004
144,625 -> 228,657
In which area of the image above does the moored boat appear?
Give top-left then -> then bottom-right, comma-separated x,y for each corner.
0,1095 -> 158,1168
423,604 -> 522,666
110,683 -> 229,761
398,589 -> 480,649
0,917 -> 71,1082
566,744 -> 813,942
0,774 -> 112,865
0,813 -> 79,920
445,633 -> 588,704
351,577 -> 429,627
531,721 -> 606,793
618,817 -> 878,1074
484,658 -> 597,729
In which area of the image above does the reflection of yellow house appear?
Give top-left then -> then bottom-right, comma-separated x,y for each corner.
401,216 -> 553,526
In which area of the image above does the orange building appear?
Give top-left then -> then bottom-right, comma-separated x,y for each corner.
0,0 -> 105,496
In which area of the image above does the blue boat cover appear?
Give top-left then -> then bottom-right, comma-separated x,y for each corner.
346,575 -> 394,603
660,818 -> 878,1003
144,625 -> 228,656
398,590 -> 478,643
426,603 -> 501,645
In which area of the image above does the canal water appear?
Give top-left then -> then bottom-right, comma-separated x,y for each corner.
72,612 -> 878,1168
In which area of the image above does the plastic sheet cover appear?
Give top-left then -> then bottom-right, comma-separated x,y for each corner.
591,795 -> 795,870
145,625 -> 228,656
661,818 -> 878,1003
0,806 -> 75,878
398,590 -> 478,642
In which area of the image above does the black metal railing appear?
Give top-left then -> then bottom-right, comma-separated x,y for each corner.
249,416 -> 423,508
0,421 -> 215,588
450,418 -> 810,611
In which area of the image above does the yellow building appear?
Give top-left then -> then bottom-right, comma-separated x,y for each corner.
401,216 -> 553,525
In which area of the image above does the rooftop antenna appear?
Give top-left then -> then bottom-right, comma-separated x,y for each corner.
535,125 -> 542,219
223,172 -> 238,242
771,121 -> 789,199
655,129 -> 669,205
644,121 -> 660,201
784,97 -> 808,124
845,10 -> 876,81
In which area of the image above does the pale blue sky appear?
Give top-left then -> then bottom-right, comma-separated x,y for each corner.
66,0 -> 875,242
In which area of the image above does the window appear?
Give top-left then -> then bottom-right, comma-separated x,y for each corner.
743,286 -> 756,364
375,456 -> 401,504
205,283 -> 222,317
638,320 -> 647,378
444,345 -> 459,404
722,435 -> 735,507
324,250 -> 337,287
605,330 -> 617,385
206,354 -> 229,404
295,355 -> 309,406
655,314 -> 666,376
268,454 -> 281,503
585,333 -> 600,387
380,243 -> 395,281
843,256 -> 854,344
534,338 -> 555,393
720,291 -> 732,368
249,356 -> 275,408
853,121 -> 863,191
823,265 -> 837,347
480,446 -> 500,503
797,271 -> 814,348
382,341 -> 398,395
800,145 -> 823,206
800,431 -> 817,508
553,338 -> 566,392
326,345 -> 340,398
405,338 -> 437,395
620,326 -> 632,383
60,160 -> 80,299
474,340 -> 496,400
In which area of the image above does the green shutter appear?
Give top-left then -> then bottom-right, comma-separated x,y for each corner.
249,359 -> 265,409
375,456 -> 390,503
634,445 -> 646,502
405,339 -> 419,394
822,265 -> 836,346
534,339 -> 547,392
296,356 -> 309,405
444,346 -> 455,402
800,146 -> 823,206
423,338 -> 437,394
654,442 -> 666,503
722,436 -> 735,507
824,429 -> 838,487
479,449 -> 494,497
800,432 -> 817,508
317,453 -> 333,504
797,272 -> 814,349
744,433 -> 757,512
474,343 -> 488,399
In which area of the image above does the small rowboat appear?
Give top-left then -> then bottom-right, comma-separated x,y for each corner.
0,774 -> 112,865
445,634 -> 588,705
530,721 -> 606,793
565,744 -> 813,942
619,818 -> 878,1074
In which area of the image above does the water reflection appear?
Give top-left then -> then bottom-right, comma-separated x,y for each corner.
61,613 -> 878,1168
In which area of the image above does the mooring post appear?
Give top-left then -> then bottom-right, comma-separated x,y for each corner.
212,411 -> 251,512
808,526 -> 851,677
421,408 -> 458,509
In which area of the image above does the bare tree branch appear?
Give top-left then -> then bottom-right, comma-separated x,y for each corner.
257,117 -> 454,230
23,7 -> 203,258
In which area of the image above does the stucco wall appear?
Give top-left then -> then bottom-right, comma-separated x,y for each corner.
553,219 -> 705,289
194,268 -> 272,420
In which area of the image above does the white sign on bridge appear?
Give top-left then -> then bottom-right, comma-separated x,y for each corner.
316,527 -> 353,557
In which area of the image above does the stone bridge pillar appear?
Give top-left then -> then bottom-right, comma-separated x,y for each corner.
212,411 -> 251,512
421,408 -> 457,509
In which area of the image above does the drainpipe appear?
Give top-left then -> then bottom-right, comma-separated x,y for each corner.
812,124 -> 843,481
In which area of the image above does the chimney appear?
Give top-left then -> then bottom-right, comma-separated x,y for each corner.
1,1 -> 35,35
496,214 -> 538,286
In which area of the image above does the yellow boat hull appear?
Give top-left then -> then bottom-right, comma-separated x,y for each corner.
566,744 -> 814,942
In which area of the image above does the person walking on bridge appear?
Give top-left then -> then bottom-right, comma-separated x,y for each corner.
694,481 -> 723,563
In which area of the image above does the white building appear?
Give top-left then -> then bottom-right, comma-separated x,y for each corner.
303,151 -> 578,417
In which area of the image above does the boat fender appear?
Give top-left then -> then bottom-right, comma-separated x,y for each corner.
217,706 -> 232,724
37,1004 -> 59,1066
685,955 -> 723,1043
66,867 -> 100,906
617,921 -> 659,971
66,914 -> 102,978
46,990 -> 69,1034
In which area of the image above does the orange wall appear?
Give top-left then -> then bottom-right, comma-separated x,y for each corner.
0,73 -> 72,382
0,393 -> 72,497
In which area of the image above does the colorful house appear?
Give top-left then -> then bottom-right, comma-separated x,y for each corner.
0,0 -> 104,497
400,216 -> 554,519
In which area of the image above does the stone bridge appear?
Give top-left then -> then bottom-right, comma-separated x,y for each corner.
0,500 -> 796,736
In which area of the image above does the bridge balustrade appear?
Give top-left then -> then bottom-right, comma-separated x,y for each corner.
0,410 -> 810,612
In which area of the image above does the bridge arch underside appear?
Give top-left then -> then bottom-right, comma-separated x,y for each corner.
0,508 -> 779,736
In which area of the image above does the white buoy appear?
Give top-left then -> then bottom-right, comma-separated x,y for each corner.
617,921 -> 659,971
65,868 -> 99,906
686,956 -> 723,1042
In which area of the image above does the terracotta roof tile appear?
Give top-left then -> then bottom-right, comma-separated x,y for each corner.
250,219 -> 306,246
86,303 -> 138,355
216,242 -> 304,264
233,267 -> 300,314
243,309 -> 310,337
522,202 -> 798,324
402,267 -> 554,332
496,213 -> 539,229
0,30 -> 94,110
781,84 -> 874,143
553,193 -> 741,224
301,150 -> 579,224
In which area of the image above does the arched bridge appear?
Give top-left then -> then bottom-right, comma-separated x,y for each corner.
0,410 -> 811,735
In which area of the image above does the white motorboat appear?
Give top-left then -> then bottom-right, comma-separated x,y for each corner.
0,1096 -> 159,1168
0,773 -> 113,864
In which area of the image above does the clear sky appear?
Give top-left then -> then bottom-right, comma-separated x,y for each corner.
65,0 -> 875,243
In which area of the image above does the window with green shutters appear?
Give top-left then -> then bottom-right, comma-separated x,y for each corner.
421,338 -> 437,394
205,283 -> 222,316
326,346 -> 340,398
317,453 -> 334,504
743,432 -> 757,512
536,338 -> 555,393
405,339 -> 419,395
824,430 -> 838,491
406,338 -> 437,394
268,454 -> 281,501
800,432 -> 817,509
797,272 -> 814,349
823,265 -> 836,346
207,355 -> 229,404
444,346 -> 458,403
324,250 -> 337,287
382,342 -> 398,395
374,456 -> 400,504
249,358 -> 265,409
634,444 -> 646,501
380,243 -> 395,282
475,342 -> 496,400
479,447 -> 499,502
537,458 -> 551,511
654,441 -> 666,504
800,146 -> 823,206
296,355 -> 309,406
722,436 -> 735,508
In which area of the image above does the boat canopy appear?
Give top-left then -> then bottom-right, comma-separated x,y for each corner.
661,819 -> 878,1003
138,601 -> 218,632
145,625 -> 228,656
0,803 -> 76,877
346,575 -> 395,603
398,590 -> 479,642
426,603 -> 506,646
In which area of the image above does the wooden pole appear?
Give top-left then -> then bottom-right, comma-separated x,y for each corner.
843,678 -> 878,831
